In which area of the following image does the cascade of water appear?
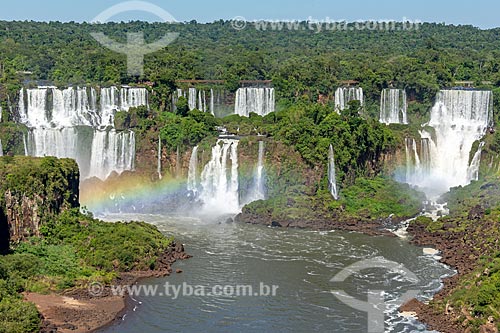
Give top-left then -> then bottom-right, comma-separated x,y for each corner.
23,134 -> 28,156
188,88 -> 197,111
328,144 -> 339,200
467,142 -> 485,182
25,88 -> 49,127
199,139 -> 240,214
334,87 -> 364,113
210,88 -> 215,115
380,89 -> 408,124
0,139 -> 3,157
19,86 -> 143,180
18,88 -> 26,123
88,130 -> 135,180
244,141 -> 266,203
235,88 -> 275,117
158,136 -> 162,180
255,141 -> 265,199
420,138 -> 431,174
187,146 -> 199,194
403,90 -> 491,198
120,87 -> 148,111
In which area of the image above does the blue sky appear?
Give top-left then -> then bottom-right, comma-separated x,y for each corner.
0,0 -> 498,29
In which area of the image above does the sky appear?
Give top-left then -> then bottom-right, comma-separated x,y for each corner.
0,0 -> 498,29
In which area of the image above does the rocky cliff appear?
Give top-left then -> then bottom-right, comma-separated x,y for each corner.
0,156 -> 79,251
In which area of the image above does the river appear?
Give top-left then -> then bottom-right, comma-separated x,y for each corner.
98,214 -> 454,333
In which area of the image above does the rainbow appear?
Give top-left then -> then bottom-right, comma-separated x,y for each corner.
80,173 -> 189,215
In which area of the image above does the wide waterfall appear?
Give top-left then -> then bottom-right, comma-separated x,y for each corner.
380,89 -> 408,124
234,87 -> 275,117
404,90 -> 492,198
18,86 -> 146,180
334,87 -> 364,113
328,144 -> 339,200
198,139 -> 240,215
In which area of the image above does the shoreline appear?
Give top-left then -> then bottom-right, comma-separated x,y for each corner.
28,241 -> 191,333
400,220 -> 474,333
239,212 -> 468,332
28,216 -> 469,333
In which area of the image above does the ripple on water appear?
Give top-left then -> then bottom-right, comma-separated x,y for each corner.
98,214 -> 454,333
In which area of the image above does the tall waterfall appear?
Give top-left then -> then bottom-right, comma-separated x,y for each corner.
0,139 -> 3,157
244,141 -> 266,203
328,144 -> 339,200
334,87 -> 364,113
199,139 -> 240,214
404,90 -> 492,198
187,146 -> 198,194
380,89 -> 408,124
234,88 -> 275,117
18,86 -> 146,180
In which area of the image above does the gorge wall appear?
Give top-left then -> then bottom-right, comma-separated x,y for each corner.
0,156 -> 79,251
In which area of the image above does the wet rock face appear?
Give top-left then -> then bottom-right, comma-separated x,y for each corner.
0,156 -> 80,250
5,191 -> 42,242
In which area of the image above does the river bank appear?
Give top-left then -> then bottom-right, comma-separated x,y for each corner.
400,179 -> 500,333
29,241 -> 191,333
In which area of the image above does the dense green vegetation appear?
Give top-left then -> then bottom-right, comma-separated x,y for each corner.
0,156 -> 175,333
1,21 -> 500,114
0,209 -> 174,333
0,156 -> 79,210
1,19 -> 500,332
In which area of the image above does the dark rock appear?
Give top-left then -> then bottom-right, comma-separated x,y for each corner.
270,221 -> 282,227
176,269 -> 183,274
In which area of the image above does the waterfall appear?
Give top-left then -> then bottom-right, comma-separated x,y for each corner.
245,141 -> 266,203
210,88 -> 215,115
235,87 -> 275,117
188,88 -> 197,111
255,141 -> 265,199
334,87 -> 364,113
380,89 -> 408,124
328,144 -> 339,200
199,139 -> 240,214
18,88 -> 26,123
23,134 -> 28,156
187,146 -> 199,194
18,86 -> 145,180
403,90 -> 491,198
175,88 -> 211,112
158,136 -> 162,180
467,142 -> 485,182
88,130 -> 135,180
120,87 -> 148,111
0,139 -> 3,157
